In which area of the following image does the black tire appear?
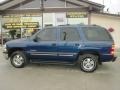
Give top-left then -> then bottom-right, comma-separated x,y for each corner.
78,54 -> 98,73
99,61 -> 102,65
10,51 -> 28,68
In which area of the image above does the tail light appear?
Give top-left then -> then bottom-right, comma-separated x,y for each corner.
110,44 -> 115,56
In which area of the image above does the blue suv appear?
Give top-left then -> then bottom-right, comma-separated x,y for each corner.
3,25 -> 117,72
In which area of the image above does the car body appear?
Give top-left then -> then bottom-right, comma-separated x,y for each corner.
3,24 -> 117,72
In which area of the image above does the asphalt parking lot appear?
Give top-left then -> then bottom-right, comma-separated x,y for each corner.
0,47 -> 120,90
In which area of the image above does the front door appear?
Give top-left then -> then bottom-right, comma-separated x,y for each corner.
29,28 -> 58,62
58,27 -> 82,63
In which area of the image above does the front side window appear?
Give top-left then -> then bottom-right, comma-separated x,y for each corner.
36,28 -> 57,41
60,27 -> 80,41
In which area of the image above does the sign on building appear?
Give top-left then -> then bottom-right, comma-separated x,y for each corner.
66,12 -> 88,18
3,22 -> 39,29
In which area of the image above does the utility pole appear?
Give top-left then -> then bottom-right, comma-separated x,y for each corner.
0,15 -> 3,46
65,0 -> 68,24
41,0 -> 44,29
103,0 -> 104,5
20,2 -> 23,38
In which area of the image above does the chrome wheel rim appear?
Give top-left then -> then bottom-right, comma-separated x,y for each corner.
13,54 -> 24,66
83,58 -> 95,71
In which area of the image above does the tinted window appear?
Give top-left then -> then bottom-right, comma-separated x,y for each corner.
83,27 -> 112,41
60,27 -> 80,41
36,28 -> 57,41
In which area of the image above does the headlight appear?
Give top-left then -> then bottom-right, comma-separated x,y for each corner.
3,44 -> 7,52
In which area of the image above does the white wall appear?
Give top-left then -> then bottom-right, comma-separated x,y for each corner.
91,13 -> 120,48
43,13 -> 54,26
55,13 -> 67,26
68,18 -> 88,25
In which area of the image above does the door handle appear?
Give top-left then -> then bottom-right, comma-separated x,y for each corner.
52,43 -> 56,46
75,43 -> 79,46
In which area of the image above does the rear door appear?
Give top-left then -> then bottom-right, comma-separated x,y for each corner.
57,26 -> 82,63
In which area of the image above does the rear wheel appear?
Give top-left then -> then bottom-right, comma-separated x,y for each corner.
10,51 -> 28,68
78,54 -> 98,73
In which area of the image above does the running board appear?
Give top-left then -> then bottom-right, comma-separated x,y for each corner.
30,60 -> 75,66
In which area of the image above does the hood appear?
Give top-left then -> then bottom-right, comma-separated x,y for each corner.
6,38 -> 30,46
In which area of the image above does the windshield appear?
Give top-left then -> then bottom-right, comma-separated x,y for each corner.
29,29 -> 41,40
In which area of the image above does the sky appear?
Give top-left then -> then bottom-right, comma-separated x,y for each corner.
90,0 -> 120,14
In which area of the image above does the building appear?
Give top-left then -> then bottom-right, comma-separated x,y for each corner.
0,0 -> 120,48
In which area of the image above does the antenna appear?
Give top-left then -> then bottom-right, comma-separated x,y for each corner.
103,0 -> 104,5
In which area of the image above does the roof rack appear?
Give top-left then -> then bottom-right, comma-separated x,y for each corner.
58,24 -> 70,26
76,23 -> 85,25
92,24 -> 98,26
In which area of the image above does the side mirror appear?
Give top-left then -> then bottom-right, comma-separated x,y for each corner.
33,36 -> 41,42
33,36 -> 38,42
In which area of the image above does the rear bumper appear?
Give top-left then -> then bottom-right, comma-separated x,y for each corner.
100,54 -> 117,62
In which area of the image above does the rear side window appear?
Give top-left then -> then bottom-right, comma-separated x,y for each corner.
83,27 -> 112,41
60,27 -> 80,41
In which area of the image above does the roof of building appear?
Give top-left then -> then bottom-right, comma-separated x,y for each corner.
60,0 -> 104,11
94,12 -> 120,18
0,0 -> 105,15
0,0 -> 104,11
0,0 -> 33,10
79,0 -> 104,7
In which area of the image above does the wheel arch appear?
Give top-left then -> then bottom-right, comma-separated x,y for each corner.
8,47 -> 25,57
76,50 -> 100,62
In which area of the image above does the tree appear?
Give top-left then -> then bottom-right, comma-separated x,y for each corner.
9,30 -> 16,39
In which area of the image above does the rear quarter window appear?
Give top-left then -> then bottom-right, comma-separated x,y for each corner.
82,27 -> 113,41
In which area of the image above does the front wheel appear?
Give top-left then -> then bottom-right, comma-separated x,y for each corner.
79,54 -> 98,73
10,51 -> 28,68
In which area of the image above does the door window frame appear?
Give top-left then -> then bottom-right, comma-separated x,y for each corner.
58,26 -> 81,42
32,27 -> 59,42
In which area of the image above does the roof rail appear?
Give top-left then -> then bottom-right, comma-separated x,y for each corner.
58,24 -> 70,26
92,24 -> 98,26
77,23 -> 85,25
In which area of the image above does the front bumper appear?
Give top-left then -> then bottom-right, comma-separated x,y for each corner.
3,52 -> 9,60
